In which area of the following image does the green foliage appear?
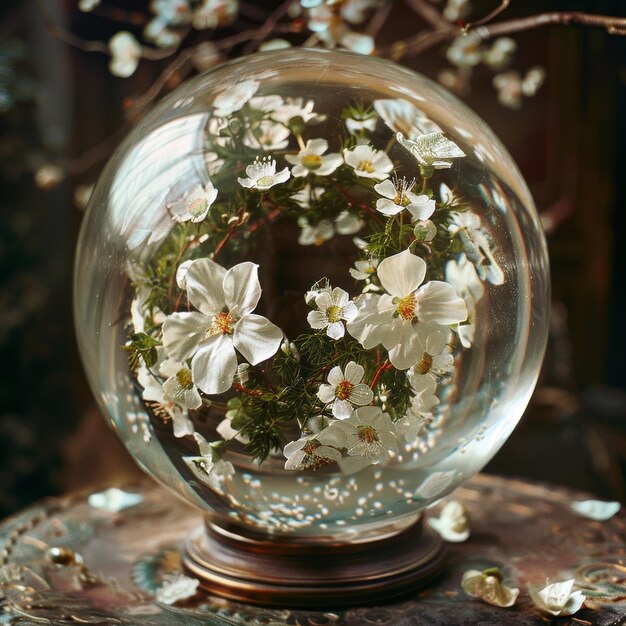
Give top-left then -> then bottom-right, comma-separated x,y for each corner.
124,332 -> 159,370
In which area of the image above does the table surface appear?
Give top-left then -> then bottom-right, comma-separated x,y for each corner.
1,474 -> 625,625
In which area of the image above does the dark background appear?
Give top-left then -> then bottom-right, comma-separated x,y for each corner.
1,0 -> 625,517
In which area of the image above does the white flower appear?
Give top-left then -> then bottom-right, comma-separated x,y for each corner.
483,37 -> 516,70
193,0 -> 238,29
285,139 -> 343,178
137,364 -> 194,437
374,179 -> 435,221
407,372 -> 439,414
184,432 -> 235,489
443,0 -> 471,22
396,132 -> 465,171
340,31 -> 374,55
405,323 -> 454,382
447,32 -> 482,68
461,568 -> 519,607
238,157 -> 290,191
318,405 -> 398,465
108,32 -> 141,78
250,96 -> 322,124
427,501 -> 470,542
571,499 -> 621,521
79,0 -> 100,11
317,361 -> 374,419
448,211 -> 504,285
373,98 -> 440,139
528,579 -> 586,616
446,254 -> 485,348
144,17 -> 182,48
347,250 -> 466,369
259,38 -> 292,52
162,258 -> 283,395
283,436 -> 342,470
291,184 -> 324,209
493,67 -> 545,109
88,488 -> 143,512
345,112 -> 377,136
350,258 -> 379,280
244,120 -> 290,151
162,367 -> 202,410
307,287 -> 358,340
213,79 -> 259,116
166,182 -> 217,223
205,151 -> 225,176
155,574 -> 199,605
335,211 -> 362,235
343,144 -> 393,180
298,219 -> 334,246
341,0 -> 379,24
150,0 -> 191,25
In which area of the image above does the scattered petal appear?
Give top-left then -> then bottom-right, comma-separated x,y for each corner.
155,573 -> 200,605
571,499 -> 621,521
528,579 -> 586,616
88,488 -> 143,512
427,501 -> 470,542
461,568 -> 519,607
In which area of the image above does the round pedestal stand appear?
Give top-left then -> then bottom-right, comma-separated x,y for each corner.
181,518 -> 446,607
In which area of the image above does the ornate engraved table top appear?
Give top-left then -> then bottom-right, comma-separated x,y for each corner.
1,474 -> 625,625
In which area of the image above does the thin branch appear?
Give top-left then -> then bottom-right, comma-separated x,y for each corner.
242,0 -> 296,54
396,10 -> 626,58
473,11 -> 626,40
37,0 -> 182,60
466,0 -> 511,29
365,1 -> 395,37
403,0 -> 453,31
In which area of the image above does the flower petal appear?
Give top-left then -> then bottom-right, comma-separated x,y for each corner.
350,383 -> 374,406
327,365 -> 344,386
191,334 -> 238,395
344,361 -> 364,384
327,321 -> 345,340
172,412 -> 195,438
307,309 -> 329,329
233,313 -> 283,364
162,312 -> 210,361
378,250 -> 426,297
333,398 -> 353,419
223,262 -> 262,316
185,258 -> 227,315
317,383 -> 337,403
374,179 -> 396,200
415,281 -> 467,324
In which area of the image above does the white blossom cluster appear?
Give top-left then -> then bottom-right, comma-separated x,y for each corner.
128,80 -> 504,484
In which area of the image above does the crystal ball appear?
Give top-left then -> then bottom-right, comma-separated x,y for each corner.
75,49 -> 549,541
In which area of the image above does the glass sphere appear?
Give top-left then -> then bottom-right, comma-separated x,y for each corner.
75,49 -> 549,541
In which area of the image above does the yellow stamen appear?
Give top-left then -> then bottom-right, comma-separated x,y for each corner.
358,425 -> 379,444
326,305 -> 343,323
357,160 -> 375,173
176,368 -> 194,389
335,380 -> 354,400
417,353 -> 433,375
396,294 -> 416,321
210,311 -> 235,335
302,154 -> 322,170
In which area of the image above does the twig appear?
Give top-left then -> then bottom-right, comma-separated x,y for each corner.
473,11 -> 626,40
397,10 -> 626,58
403,0 -> 453,31
366,1 -> 394,37
242,0 -> 295,54
466,0 -> 511,29
127,48 -> 195,117
37,0 -> 181,60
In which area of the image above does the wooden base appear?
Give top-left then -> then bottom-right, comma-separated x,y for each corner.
181,518 -> 446,608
